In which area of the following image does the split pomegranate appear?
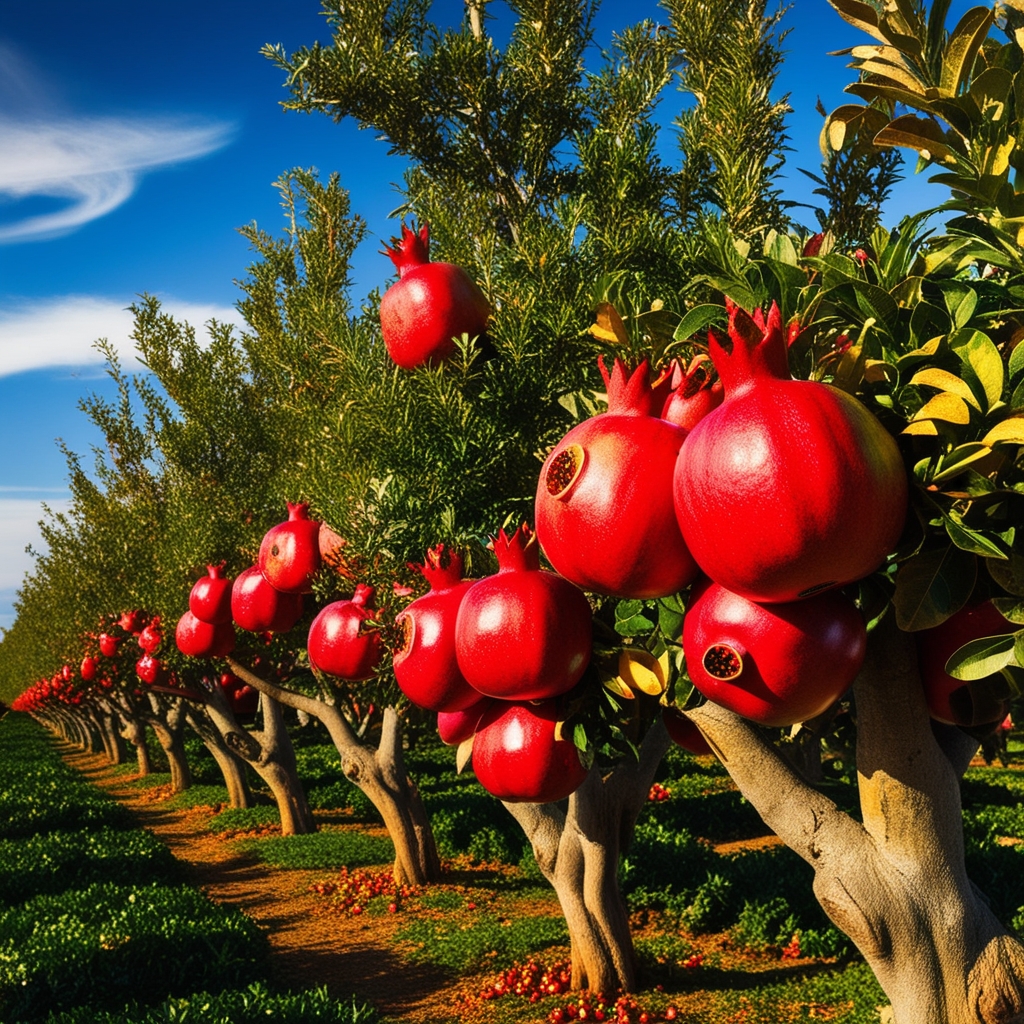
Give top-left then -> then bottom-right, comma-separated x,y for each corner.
231,565 -> 304,633
662,707 -> 713,755
437,695 -> 496,746
535,358 -> 698,600
189,563 -> 234,624
683,578 -> 867,727
661,355 -> 724,432
379,222 -> 491,369
259,502 -> 321,594
673,301 -> 908,603
454,525 -> 592,701
916,600 -> 1015,727
137,617 -> 163,654
307,584 -> 383,681
175,611 -> 236,658
393,545 -> 481,712
471,700 -> 589,803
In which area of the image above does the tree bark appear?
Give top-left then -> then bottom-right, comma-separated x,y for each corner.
226,656 -> 441,883
687,615 -> 1024,1024
144,699 -> 191,793
183,706 -> 254,809
97,707 -> 126,764
503,720 -> 671,993
118,713 -> 153,775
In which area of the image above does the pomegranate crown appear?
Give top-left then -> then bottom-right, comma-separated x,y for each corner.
285,501 -> 313,521
206,561 -> 227,579
351,583 -> 377,609
707,300 -> 789,395
670,354 -> 717,399
382,222 -> 430,276
598,357 -> 673,416
490,524 -> 541,572
412,543 -> 465,591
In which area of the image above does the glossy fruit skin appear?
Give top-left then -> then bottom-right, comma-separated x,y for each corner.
472,700 -> 589,803
379,222 -> 491,369
137,617 -> 163,654
673,301 -> 908,603
455,525 -> 592,701
259,502 -> 321,594
662,708 -> 713,755
683,578 -> 867,727
135,653 -> 167,686
231,566 -> 304,633
437,695 -> 496,746
80,656 -> 98,682
916,601 -> 1014,727
661,355 -> 724,433
175,611 -> 236,658
308,584 -> 383,681
536,358 -> 698,600
98,633 -> 120,658
394,545 -> 481,712
189,563 -> 233,624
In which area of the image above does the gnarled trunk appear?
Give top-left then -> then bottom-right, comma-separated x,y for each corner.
504,721 -> 670,993
145,700 -> 191,793
688,615 -> 1024,1024
97,707 -> 126,764
119,713 -> 153,775
184,707 -> 253,809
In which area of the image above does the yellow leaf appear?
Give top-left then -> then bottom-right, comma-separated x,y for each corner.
456,736 -> 474,774
618,649 -> 667,696
553,720 -> 566,742
603,674 -> 636,700
912,392 -> 971,425
983,415 -> 1024,445
909,367 -> 982,409
864,360 -> 897,383
590,302 -> 629,345
903,420 -> 940,436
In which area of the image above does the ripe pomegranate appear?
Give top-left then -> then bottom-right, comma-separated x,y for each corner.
61,664 -> 72,681
230,684 -> 260,716
379,222 -> 491,369
80,656 -> 98,682
683,578 -> 867,727
455,525 -> 592,701
916,600 -> 1014,727
662,707 -> 713,755
673,301 -> 907,603
135,653 -> 167,686
231,566 -> 303,633
189,563 -> 233,624
471,700 -> 589,803
437,695 -> 496,746
137,617 -> 163,654
259,502 -> 322,594
175,611 -> 236,658
535,358 -> 698,600
394,545 -> 480,712
119,610 -> 146,634
98,633 -> 120,657
661,355 -> 724,432
307,584 -> 383,681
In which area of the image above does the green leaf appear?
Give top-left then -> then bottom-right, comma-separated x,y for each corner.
940,283 -> 978,330
673,304 -> 726,343
992,598 -> 1024,623
944,516 -> 1009,559
573,722 -> 589,753
873,115 -> 959,164
1009,339 -> 1024,383
614,613 -> 655,637
988,552 -> 1024,596
931,443 -> 994,483
657,596 -> 685,638
943,631 -> 1017,680
893,544 -> 977,630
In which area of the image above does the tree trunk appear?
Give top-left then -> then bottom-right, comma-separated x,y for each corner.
146,701 -> 192,793
98,708 -> 126,765
226,657 -> 441,883
687,615 -> 1024,1024
504,721 -> 670,993
184,707 -> 253,809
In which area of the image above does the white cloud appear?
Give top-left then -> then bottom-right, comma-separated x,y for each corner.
0,497 -> 70,592
0,115 -> 234,243
0,295 -> 245,378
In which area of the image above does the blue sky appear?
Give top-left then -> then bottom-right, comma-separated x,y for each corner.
0,0 -> 955,633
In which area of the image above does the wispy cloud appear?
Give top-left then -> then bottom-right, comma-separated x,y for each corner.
0,497 -> 70,591
0,115 -> 234,242
0,295 -> 245,378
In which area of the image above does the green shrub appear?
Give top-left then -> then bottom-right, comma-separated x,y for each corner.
0,787 -> 134,841
306,782 -> 381,821
0,882 -> 266,1021
731,896 -> 800,949
620,822 -> 716,895
425,789 -> 525,863
238,830 -> 394,870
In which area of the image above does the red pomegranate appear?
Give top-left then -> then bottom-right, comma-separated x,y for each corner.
471,700 -> 589,803
662,707 -> 713,755
259,502 -> 321,594
916,600 -> 1014,727
683,578 -> 867,727
80,656 -> 98,682
231,566 -> 304,633
61,664 -> 73,682
454,525 -> 592,701
189,563 -> 234,624
175,611 -> 236,658
393,545 -> 481,712
230,684 -> 260,716
137,617 -> 163,654
307,584 -> 383,681
379,222 -> 491,369
437,695 -> 496,746
98,633 -> 120,658
119,610 -> 146,634
661,355 -> 724,432
673,301 -> 907,603
135,653 -> 167,686
535,358 -> 698,600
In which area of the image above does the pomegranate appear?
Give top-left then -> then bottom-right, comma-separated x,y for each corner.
175,611 -> 236,658
454,525 -> 592,701
471,700 -> 589,803
307,584 -> 383,681
673,301 -> 908,603
916,600 -> 1015,727
61,664 -> 72,681
259,502 -> 321,594
137,617 -> 163,654
98,633 -> 120,658
119,610 -> 146,634
379,222 -> 491,369
437,695 -> 496,746
661,355 -> 724,432
80,656 -> 98,682
231,566 -> 303,633
394,545 -> 480,712
230,684 -> 260,716
135,653 -> 167,686
535,358 -> 698,600
683,578 -> 867,727
189,563 -> 233,624
662,707 -> 713,755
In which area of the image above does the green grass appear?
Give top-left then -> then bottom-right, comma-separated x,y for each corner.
208,806 -> 280,832
122,772 -> 173,789
237,830 -> 395,870
164,785 -> 230,810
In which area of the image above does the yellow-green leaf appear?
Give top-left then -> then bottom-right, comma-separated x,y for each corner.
940,7 -> 995,98
903,419 -> 940,436
909,367 -> 982,409
874,115 -> 958,163
912,392 -> 972,424
618,649 -> 667,696
931,442 -> 994,483
983,415 -> 1024,445
590,302 -> 629,345
603,674 -> 636,700
954,330 -> 1004,410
